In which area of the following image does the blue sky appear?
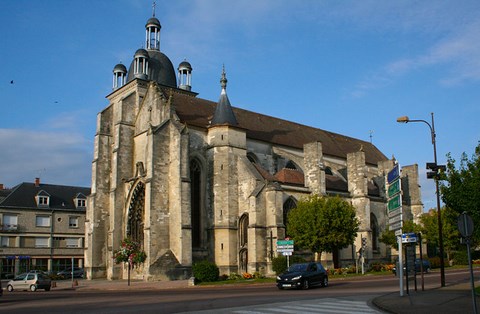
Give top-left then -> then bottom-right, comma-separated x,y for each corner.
1,0 -> 479,210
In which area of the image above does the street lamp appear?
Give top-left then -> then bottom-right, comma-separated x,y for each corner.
396,112 -> 446,287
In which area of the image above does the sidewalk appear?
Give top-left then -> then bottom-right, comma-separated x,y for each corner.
372,282 -> 479,314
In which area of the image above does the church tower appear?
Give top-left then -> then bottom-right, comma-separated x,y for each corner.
207,68 -> 247,274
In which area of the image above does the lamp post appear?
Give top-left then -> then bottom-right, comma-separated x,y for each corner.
396,112 -> 445,287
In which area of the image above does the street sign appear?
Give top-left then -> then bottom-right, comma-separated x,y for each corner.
388,207 -> 402,218
458,212 -> 474,238
389,221 -> 403,231
387,164 -> 400,184
395,229 -> 403,236
282,252 -> 292,256
277,239 -> 294,253
401,233 -> 417,243
388,194 -> 401,212
389,214 -> 403,224
388,179 -> 401,198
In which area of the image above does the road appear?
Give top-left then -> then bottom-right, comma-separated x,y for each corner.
0,269 -> 476,313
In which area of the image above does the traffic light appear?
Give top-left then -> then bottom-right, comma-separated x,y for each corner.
426,162 -> 446,179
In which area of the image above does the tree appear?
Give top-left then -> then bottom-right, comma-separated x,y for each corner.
379,219 -> 418,249
440,143 -> 480,243
113,238 -> 147,285
287,195 -> 359,261
419,207 -> 460,261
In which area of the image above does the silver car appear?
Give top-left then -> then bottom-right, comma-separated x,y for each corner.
6,272 -> 51,292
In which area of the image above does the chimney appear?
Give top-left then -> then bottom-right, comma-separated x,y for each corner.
35,177 -> 40,187
0,183 -> 3,190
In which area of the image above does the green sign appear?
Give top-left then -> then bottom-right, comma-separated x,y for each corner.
277,240 -> 294,246
388,194 -> 401,212
388,179 -> 401,198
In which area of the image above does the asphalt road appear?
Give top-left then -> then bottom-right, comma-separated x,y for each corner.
0,269 -> 476,313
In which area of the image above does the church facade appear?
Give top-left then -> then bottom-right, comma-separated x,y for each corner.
85,11 -> 423,281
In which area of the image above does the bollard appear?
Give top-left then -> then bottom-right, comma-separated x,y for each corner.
52,281 -> 56,288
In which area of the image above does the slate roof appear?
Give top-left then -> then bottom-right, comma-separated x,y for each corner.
169,90 -> 388,166
0,182 -> 90,212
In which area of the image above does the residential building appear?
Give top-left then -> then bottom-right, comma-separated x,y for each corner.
0,178 -> 89,277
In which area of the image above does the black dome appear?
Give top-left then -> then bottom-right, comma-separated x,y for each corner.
146,17 -> 161,29
113,63 -> 127,73
127,50 -> 177,87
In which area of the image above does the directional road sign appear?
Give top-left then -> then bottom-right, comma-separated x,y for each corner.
388,194 -> 402,212
387,164 -> 400,184
388,179 -> 401,198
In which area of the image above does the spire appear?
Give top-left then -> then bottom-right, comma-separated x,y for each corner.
211,66 -> 238,126
146,2 -> 161,50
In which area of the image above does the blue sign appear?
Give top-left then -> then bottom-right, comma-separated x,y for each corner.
387,164 -> 400,184
401,233 -> 417,243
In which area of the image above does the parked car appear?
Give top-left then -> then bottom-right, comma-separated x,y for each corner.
6,272 -> 51,292
393,259 -> 431,275
57,267 -> 84,279
276,262 -> 329,290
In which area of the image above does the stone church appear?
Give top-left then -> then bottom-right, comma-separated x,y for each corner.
85,10 -> 423,281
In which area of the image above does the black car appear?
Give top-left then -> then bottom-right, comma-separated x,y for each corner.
57,267 -> 84,279
276,262 -> 329,290
393,259 -> 431,275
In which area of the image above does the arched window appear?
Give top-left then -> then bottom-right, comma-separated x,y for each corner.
285,160 -> 297,170
239,214 -> 249,248
247,153 -> 258,164
127,182 -> 145,246
190,159 -> 203,248
283,197 -> 297,236
370,213 -> 379,250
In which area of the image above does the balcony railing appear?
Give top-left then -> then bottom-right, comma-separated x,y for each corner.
0,224 -> 18,231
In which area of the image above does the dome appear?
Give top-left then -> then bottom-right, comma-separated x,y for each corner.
178,60 -> 192,71
127,50 -> 177,87
113,63 -> 127,74
134,48 -> 149,59
146,17 -> 161,29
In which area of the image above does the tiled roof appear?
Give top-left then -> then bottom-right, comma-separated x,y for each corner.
169,90 -> 387,165
0,182 -> 90,212
274,168 -> 305,186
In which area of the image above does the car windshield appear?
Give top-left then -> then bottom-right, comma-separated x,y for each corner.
288,264 -> 308,272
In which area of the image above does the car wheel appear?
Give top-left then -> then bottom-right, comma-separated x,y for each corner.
7,285 -> 13,292
45,287 -> 51,291
425,267 -> 430,273
30,285 -> 37,292
302,279 -> 309,290
322,277 -> 329,287
277,286 -> 284,290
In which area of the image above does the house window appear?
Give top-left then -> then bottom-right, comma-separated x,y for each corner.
1,237 -> 9,247
38,196 -> 48,205
66,238 -> 79,248
35,237 -> 49,248
2,214 -> 18,230
36,216 -> 51,227
77,199 -> 86,208
69,217 -> 79,228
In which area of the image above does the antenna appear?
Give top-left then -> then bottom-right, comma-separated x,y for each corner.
152,1 -> 156,17
369,130 -> 374,144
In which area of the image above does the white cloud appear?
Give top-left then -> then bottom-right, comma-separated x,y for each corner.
0,129 -> 92,188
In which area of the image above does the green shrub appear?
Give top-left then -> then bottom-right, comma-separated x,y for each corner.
272,255 -> 306,275
192,260 -> 219,282
453,250 -> 469,265
228,272 -> 242,280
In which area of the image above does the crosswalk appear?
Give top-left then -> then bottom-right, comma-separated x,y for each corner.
190,298 -> 382,314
